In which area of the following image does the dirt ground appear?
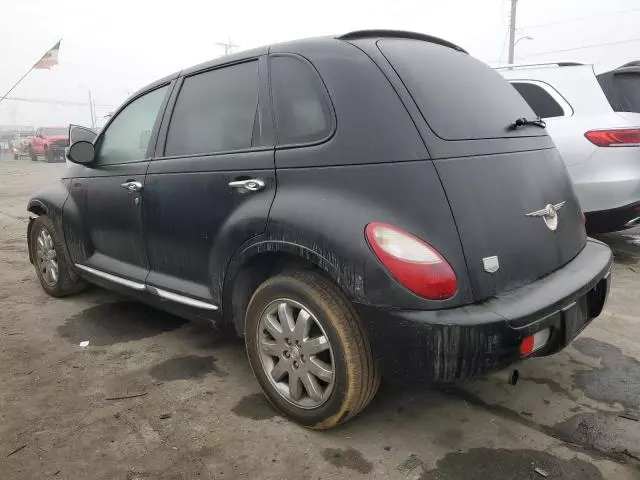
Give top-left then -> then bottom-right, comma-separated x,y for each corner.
1,155 -> 639,480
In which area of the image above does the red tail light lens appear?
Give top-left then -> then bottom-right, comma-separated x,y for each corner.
365,223 -> 457,300
584,129 -> 640,147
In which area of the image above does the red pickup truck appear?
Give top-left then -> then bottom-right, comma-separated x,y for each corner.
29,127 -> 69,162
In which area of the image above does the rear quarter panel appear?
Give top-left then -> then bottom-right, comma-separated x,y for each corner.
264,156 -> 473,309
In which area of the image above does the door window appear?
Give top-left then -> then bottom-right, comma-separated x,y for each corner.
270,55 -> 333,145
511,82 -> 566,118
165,61 -> 259,156
95,85 -> 168,166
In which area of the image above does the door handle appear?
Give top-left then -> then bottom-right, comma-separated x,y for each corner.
228,178 -> 265,192
121,181 -> 143,192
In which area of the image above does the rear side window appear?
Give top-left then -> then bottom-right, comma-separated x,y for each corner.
597,71 -> 640,113
511,82 -> 565,118
165,61 -> 259,156
377,39 -> 541,140
270,55 -> 333,145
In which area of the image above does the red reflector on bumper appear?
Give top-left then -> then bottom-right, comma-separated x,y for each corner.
520,328 -> 551,356
520,336 -> 535,356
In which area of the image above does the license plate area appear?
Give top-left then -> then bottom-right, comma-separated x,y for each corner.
563,296 -> 589,344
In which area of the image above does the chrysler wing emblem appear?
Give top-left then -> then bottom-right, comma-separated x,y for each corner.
526,201 -> 566,231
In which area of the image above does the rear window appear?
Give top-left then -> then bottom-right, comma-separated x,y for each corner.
597,71 -> 640,113
511,82 -> 565,118
377,39 -> 542,140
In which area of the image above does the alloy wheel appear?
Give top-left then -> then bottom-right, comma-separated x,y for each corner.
257,299 -> 335,409
35,228 -> 58,286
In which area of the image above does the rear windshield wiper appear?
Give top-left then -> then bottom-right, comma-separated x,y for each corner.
509,117 -> 547,130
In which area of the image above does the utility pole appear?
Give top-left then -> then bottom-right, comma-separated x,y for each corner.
508,0 -> 518,64
87,90 -> 96,129
215,37 -> 239,56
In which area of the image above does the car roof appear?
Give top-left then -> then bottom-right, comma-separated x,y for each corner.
131,30 -> 467,98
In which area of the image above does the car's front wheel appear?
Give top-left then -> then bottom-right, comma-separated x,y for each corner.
30,216 -> 86,297
245,270 -> 379,429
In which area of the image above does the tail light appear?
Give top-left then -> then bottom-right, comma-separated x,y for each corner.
584,129 -> 640,147
365,222 -> 457,300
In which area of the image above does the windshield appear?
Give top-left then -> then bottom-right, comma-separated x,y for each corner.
597,71 -> 640,113
41,128 -> 68,136
377,39 -> 543,140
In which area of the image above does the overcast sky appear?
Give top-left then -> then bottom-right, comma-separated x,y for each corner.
2,0 -> 640,127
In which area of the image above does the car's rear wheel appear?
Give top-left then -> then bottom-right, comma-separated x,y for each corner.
45,148 -> 54,163
30,216 -> 86,297
29,148 -> 37,161
245,270 -> 379,429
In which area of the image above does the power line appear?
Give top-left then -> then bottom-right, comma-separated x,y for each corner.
526,37 -> 640,57
519,7 -> 640,30
0,96 -> 117,107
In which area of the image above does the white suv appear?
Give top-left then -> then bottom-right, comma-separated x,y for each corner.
498,62 -> 640,233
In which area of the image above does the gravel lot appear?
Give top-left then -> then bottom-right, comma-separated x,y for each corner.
1,155 -> 639,479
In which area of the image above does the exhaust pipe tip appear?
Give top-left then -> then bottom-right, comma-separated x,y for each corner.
495,368 -> 519,386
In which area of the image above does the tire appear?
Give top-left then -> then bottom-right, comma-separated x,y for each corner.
45,149 -> 54,163
245,270 -> 379,429
30,215 -> 86,297
30,148 -> 37,161
14,153 -> 19,160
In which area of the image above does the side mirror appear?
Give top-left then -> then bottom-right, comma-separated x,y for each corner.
67,141 -> 95,165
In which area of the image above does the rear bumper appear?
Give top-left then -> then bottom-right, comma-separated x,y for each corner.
356,238 -> 613,383
571,148 -> 640,214
585,200 -> 640,233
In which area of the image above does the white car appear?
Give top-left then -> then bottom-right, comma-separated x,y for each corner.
498,62 -> 640,233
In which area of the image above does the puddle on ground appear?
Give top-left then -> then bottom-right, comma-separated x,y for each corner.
419,448 -> 603,480
57,302 -> 187,346
572,337 -> 640,410
613,250 -> 640,266
148,355 -> 224,381
321,447 -> 373,474
553,412 -> 640,461
231,393 -> 277,420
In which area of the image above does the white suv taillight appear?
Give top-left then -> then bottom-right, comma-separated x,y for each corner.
584,128 -> 640,147
365,222 -> 457,300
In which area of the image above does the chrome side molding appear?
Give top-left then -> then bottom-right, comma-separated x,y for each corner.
74,263 -> 219,310
75,264 -> 146,291
146,286 -> 219,310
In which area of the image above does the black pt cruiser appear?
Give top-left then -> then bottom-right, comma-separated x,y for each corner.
27,30 -> 612,429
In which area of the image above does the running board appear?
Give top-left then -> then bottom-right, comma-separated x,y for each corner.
74,264 -> 218,310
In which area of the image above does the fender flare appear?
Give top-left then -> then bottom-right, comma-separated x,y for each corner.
222,238 -> 363,334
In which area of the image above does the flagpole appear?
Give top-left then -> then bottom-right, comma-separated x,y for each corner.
0,66 -> 35,107
0,38 -> 61,107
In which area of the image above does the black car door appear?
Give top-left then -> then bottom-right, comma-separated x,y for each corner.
65,84 -> 172,287
142,56 -> 275,310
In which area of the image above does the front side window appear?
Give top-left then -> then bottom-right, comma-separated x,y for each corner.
165,61 -> 259,157
95,86 -> 168,166
270,55 -> 333,145
511,82 -> 565,118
